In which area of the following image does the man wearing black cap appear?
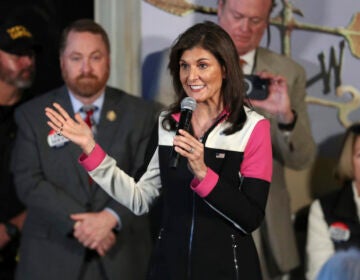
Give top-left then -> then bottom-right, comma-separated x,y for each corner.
0,20 -> 38,280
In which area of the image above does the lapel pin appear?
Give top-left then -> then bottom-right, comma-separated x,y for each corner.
216,153 -> 225,158
106,110 -> 116,122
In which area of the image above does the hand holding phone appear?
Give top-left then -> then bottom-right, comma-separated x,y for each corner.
243,75 -> 270,100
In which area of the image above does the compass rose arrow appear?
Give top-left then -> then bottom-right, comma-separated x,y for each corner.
344,13 -> 360,58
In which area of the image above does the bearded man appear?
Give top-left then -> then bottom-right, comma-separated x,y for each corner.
0,19 -> 38,280
11,19 -> 159,280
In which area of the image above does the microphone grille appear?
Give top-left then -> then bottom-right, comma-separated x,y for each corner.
181,97 -> 197,111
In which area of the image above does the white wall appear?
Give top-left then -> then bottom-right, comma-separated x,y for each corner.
140,0 -> 360,210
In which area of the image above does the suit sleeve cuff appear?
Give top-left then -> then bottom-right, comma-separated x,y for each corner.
104,208 -> 122,231
278,109 -> 297,131
190,168 -> 219,197
78,144 -> 106,172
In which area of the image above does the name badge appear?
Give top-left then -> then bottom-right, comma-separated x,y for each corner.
329,222 -> 350,242
47,129 -> 69,148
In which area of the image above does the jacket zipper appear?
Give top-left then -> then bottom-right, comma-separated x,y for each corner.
148,227 -> 164,278
185,116 -> 224,279
231,234 -> 240,280
187,193 -> 196,279
158,227 -> 164,240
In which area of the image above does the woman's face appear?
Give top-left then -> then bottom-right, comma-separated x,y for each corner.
352,135 -> 360,187
179,46 -> 225,106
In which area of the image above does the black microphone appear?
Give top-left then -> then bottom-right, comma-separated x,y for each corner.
169,97 -> 197,169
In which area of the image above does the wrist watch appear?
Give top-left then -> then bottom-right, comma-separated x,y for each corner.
278,109 -> 297,131
4,222 -> 19,239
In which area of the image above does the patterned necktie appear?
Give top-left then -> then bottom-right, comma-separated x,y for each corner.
240,58 -> 247,68
81,105 -> 97,136
80,105 -> 97,187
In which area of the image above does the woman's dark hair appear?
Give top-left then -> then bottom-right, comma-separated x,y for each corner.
163,21 -> 246,135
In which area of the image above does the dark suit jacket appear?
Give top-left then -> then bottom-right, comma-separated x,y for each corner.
142,47 -> 317,275
11,85 -> 159,280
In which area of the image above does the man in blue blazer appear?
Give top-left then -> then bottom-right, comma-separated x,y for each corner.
12,19 -> 159,280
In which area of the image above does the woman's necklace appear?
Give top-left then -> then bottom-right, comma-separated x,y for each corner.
192,110 -> 222,140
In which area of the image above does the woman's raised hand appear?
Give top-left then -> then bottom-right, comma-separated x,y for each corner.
45,102 -> 96,155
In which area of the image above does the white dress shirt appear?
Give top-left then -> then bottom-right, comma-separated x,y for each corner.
240,49 -> 256,75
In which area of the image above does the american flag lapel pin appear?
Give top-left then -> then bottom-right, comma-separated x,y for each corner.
216,153 -> 225,159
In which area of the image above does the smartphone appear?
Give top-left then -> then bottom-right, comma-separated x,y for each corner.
243,75 -> 270,100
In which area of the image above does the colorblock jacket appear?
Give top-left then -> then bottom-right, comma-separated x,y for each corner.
81,107 -> 272,280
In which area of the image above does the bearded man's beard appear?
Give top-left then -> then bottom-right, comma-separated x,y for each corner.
66,72 -> 109,98
0,64 -> 35,89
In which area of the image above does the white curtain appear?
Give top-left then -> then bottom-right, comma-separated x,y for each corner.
95,0 -> 141,96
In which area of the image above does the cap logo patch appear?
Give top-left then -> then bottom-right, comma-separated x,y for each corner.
6,25 -> 32,40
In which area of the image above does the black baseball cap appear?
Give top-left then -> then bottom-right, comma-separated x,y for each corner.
0,21 -> 41,55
